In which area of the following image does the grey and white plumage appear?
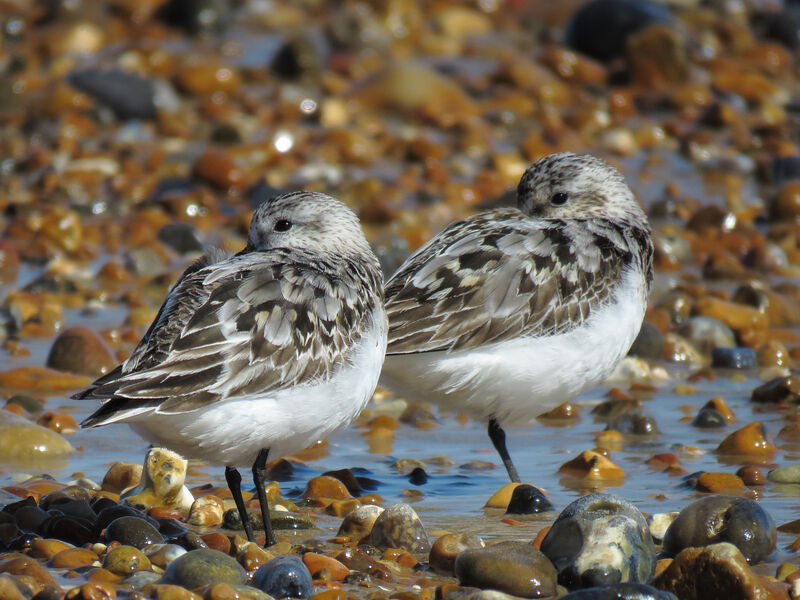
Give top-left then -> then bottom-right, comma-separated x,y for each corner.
380,152 -> 653,481
78,192 -> 387,545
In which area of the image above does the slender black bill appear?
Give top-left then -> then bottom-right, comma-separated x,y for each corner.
252,448 -> 276,547
488,418 -> 521,483
225,465 -> 255,542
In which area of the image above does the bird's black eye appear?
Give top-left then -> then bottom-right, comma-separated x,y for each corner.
551,192 -> 568,206
274,219 -> 292,232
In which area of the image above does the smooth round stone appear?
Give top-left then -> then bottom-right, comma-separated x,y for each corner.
105,516 -> 164,549
540,493 -> 655,588
0,573 -> 32,600
505,484 -> 552,515
737,466 -> 766,486
711,347 -> 757,370
223,509 -> 315,532
559,582 -> 677,599
751,376 -> 800,404
48,547 -> 98,569
565,0 -> 673,61
628,322 -> 664,360
101,462 -> 143,494
691,408 -> 727,429
252,555 -> 312,599
454,540 -> 557,598
162,548 -> 246,589
103,545 -> 151,575
369,503 -> 430,553
677,316 -> 736,355
407,467 -> 428,485
67,68 -> 157,120
0,410 -> 72,460
337,505 -> 383,543
121,570 -> 161,590
608,410 -> 658,435
767,465 -> 800,484
429,534 -> 484,576
144,543 -> 187,568
45,327 -> 115,378
662,495 -> 776,562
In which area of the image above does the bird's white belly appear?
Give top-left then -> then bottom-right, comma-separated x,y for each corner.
380,269 -> 646,426
130,311 -> 387,467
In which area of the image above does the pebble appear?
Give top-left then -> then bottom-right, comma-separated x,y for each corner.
0,410 -> 73,460
105,516 -> 164,549
162,549 -> 246,589
301,552 -> 349,581
628,322 -> 665,360
45,327 -> 116,377
301,476 -> 351,500
737,466 -> 766,486
369,503 -> 430,553
540,493 -> 656,588
678,317 -> 737,356
252,555 -> 312,599
187,496 -> 224,527
751,376 -> 800,404
691,408 -> 727,429
653,543 -> 788,599
558,450 -> 625,480
662,495 -> 776,563
429,534 -> 484,576
157,223 -> 204,255
716,422 -> 777,458
48,548 -> 98,569
559,582 -> 678,600
337,505 -> 383,543
504,484 -> 552,515
237,542 -> 274,575
454,541 -> 557,598
102,545 -> 151,575
144,544 -> 187,569
767,465 -> 800,484
67,68 -> 157,120
101,462 -> 143,494
711,347 -> 758,370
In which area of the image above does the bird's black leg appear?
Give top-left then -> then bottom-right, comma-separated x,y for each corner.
225,466 -> 255,542
488,418 -> 521,483
252,448 -> 276,547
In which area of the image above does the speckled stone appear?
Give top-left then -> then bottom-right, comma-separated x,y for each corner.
162,549 -> 247,589
540,493 -> 656,588
369,503 -> 430,553
454,540 -> 557,598
662,496 -> 776,563
337,505 -> 384,540
252,555 -> 312,599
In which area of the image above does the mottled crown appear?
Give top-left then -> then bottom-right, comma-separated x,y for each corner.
247,191 -> 374,258
517,152 -> 649,230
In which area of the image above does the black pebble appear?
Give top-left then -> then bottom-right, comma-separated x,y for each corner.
505,484 -> 553,515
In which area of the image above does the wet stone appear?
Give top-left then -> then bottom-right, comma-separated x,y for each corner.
505,484 -> 552,515
46,327 -> 116,377
653,542 -> 787,599
320,469 -> 363,496
678,317 -> 736,356
157,223 -> 204,255
223,509 -> 315,532
103,545 -> 151,576
737,466 -> 766,486
144,543 -> 186,568
369,503 -> 430,553
337,505 -> 383,543
162,548 -> 246,589
628,322 -> 664,360
101,462 -> 143,494
711,348 -> 757,370
751,376 -> 800,404
662,495 -> 776,562
767,465 -> 800,484
429,534 -> 484,576
0,573 -> 32,600
454,540 -> 557,598
540,493 -> 656,588
0,411 -> 73,459
608,410 -> 658,435
67,68 -> 157,120
48,547 -> 98,569
407,467 -> 428,485
692,408 -> 727,429
252,555 -> 312,599
105,516 -> 164,549
560,582 -> 678,599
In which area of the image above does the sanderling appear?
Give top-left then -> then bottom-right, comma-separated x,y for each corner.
77,192 -> 387,546
380,153 -> 653,482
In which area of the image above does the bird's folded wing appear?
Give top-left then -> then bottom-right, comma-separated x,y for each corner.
384,210 -> 631,354
80,250 -> 368,425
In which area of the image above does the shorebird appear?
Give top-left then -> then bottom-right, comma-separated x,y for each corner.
78,192 -> 387,546
380,153 -> 653,482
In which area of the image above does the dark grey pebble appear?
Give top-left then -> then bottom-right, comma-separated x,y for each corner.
105,516 -> 164,549
369,503 -> 430,553
565,0 -> 673,61
162,548 -> 247,588
662,495 -> 776,563
223,509 -> 315,532
43,515 -> 94,546
252,554 -> 313,599
608,409 -> 658,435
408,467 -> 428,485
67,69 -> 156,120
322,468 -> 363,496
505,484 -> 552,515
157,0 -> 231,35
691,408 -> 727,429
13,505 -> 49,532
157,223 -> 204,254
628,322 -> 664,360
559,582 -> 678,600
454,540 -> 557,598
711,347 -> 757,369
751,376 -> 800,404
540,493 -> 655,589
95,504 -> 156,534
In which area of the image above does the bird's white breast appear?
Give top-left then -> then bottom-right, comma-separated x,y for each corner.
380,267 -> 647,425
